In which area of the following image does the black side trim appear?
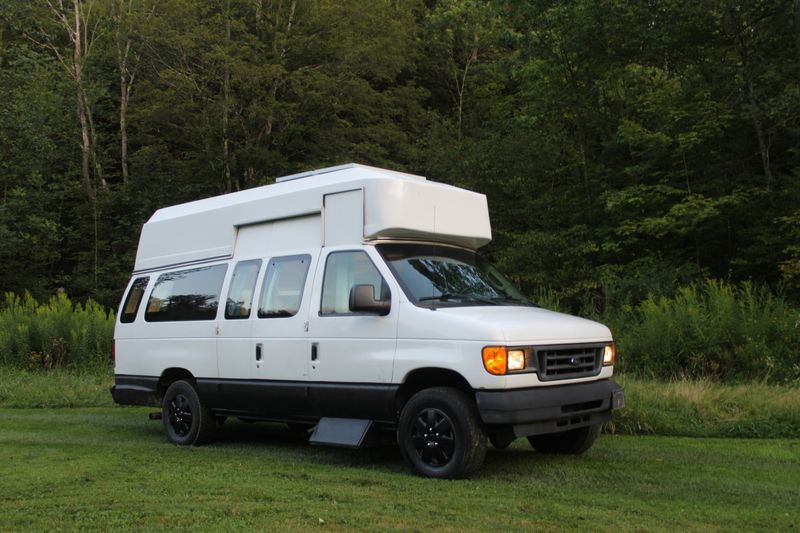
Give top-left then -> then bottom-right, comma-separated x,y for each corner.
196,378 -> 399,423
112,375 -> 160,407
475,379 -> 623,426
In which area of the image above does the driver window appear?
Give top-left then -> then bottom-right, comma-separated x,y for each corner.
320,251 -> 388,315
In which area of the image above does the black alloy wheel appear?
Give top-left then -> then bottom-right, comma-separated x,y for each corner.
410,408 -> 456,468
161,380 -> 216,446
167,393 -> 193,438
398,387 -> 486,479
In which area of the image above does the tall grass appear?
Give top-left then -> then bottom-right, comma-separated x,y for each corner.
0,292 -> 115,370
606,280 -> 800,383
608,375 -> 800,438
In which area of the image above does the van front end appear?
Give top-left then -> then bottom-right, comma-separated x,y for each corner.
475,342 -> 625,440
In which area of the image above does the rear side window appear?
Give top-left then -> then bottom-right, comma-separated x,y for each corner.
258,255 -> 311,318
120,277 -> 149,323
225,259 -> 262,319
145,264 -> 228,322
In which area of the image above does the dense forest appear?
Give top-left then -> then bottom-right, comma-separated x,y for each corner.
1,0 -> 799,312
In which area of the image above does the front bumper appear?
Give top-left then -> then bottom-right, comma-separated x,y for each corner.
475,379 -> 624,437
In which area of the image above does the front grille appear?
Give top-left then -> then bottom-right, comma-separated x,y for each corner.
536,344 -> 603,381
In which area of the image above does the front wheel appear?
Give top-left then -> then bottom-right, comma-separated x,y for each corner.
398,387 -> 487,479
527,424 -> 601,455
162,380 -> 216,446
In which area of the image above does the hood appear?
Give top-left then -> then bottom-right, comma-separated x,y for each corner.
434,305 -> 612,344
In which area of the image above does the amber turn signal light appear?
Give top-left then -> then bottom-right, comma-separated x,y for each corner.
482,346 -> 507,375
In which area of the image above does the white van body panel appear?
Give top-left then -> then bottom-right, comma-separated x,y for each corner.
235,215 -> 321,258
306,245 -> 399,384
250,250 -> 320,382
323,190 -> 364,246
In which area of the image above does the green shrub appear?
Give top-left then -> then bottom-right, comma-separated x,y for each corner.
607,280 -> 800,383
0,292 -> 115,371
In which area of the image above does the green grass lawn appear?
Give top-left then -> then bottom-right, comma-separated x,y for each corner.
1,407 -> 798,532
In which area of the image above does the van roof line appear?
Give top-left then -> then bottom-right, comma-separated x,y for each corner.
275,163 -> 426,183
275,163 -> 356,183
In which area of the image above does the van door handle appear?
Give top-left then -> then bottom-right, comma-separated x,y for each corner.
255,343 -> 262,361
311,343 -> 318,361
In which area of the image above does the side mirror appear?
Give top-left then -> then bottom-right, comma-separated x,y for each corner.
349,284 -> 390,316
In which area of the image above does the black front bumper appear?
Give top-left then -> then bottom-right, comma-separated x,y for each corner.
475,379 -> 624,437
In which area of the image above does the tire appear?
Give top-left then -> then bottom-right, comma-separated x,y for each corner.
162,380 -> 216,446
398,387 -> 487,479
527,424 -> 601,455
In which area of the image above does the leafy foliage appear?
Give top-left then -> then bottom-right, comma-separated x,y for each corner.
606,280 -> 800,383
0,292 -> 114,370
0,0 -> 799,317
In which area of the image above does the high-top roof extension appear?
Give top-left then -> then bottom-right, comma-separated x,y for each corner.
134,163 -> 491,272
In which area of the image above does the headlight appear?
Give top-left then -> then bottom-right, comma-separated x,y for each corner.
603,344 -> 616,366
507,349 -> 525,371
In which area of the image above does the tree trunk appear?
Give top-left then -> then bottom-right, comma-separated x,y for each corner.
222,0 -> 233,192
731,5 -> 773,195
72,0 -> 99,290
73,0 -> 93,196
116,9 -> 131,185
795,0 -> 800,82
454,43 -> 477,143
120,73 -> 129,184
746,75 -> 772,194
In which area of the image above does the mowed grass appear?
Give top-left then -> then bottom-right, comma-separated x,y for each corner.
0,407 -> 798,532
0,367 -> 113,408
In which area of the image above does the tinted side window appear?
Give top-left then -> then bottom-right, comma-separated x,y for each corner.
320,251 -> 387,315
258,255 -> 311,318
120,277 -> 149,323
225,259 -> 262,319
145,264 -> 228,322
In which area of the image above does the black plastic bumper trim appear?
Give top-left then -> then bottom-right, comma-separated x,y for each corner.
111,375 -> 160,406
475,379 -> 624,426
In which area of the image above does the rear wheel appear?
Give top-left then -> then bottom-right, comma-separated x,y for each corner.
398,387 -> 486,479
162,380 -> 215,445
527,424 -> 601,455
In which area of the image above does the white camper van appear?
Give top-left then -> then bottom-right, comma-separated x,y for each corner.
112,163 -> 624,478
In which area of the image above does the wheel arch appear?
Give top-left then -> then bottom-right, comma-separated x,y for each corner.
395,367 -> 474,413
157,367 -> 196,401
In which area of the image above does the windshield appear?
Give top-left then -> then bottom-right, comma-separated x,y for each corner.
376,243 -> 532,308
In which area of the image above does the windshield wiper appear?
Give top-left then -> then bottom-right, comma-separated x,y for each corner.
418,294 -> 498,305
